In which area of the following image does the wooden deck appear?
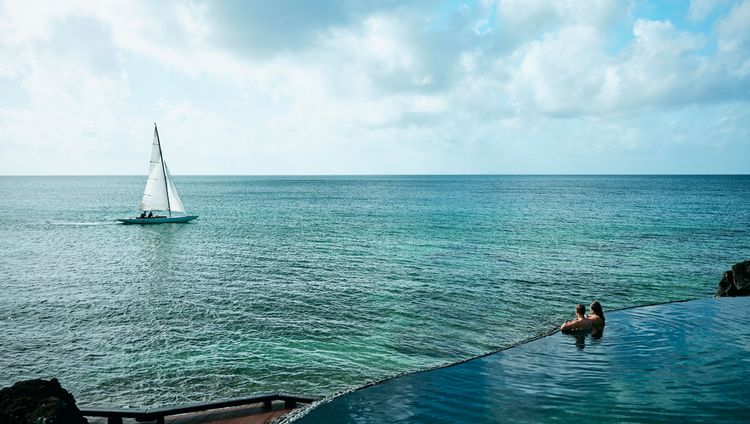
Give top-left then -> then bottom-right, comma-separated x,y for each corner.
87,402 -> 293,424
82,393 -> 319,424
166,402 -> 293,424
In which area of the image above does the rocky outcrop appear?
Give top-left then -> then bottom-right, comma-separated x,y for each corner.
0,379 -> 87,424
716,260 -> 750,297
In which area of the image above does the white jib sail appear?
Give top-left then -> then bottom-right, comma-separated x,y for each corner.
164,163 -> 185,213
138,126 -> 187,214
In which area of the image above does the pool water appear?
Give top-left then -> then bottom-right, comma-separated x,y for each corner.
291,297 -> 750,423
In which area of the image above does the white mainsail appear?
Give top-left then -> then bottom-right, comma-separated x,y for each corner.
139,125 -> 186,214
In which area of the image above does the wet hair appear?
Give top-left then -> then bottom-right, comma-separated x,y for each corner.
590,301 -> 605,325
575,304 -> 585,316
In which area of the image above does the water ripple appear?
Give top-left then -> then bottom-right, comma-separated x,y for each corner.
1,175 -> 749,407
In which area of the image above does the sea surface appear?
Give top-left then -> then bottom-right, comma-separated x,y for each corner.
0,175 -> 748,407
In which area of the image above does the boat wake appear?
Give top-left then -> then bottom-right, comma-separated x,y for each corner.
50,221 -> 120,226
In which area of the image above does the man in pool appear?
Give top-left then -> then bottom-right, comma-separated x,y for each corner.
560,304 -> 593,333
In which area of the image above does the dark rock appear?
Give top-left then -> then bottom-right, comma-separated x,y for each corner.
731,260 -> 750,293
716,270 -> 736,297
0,379 -> 87,424
717,260 -> 750,297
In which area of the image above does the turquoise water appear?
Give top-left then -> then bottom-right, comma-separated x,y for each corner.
293,297 -> 750,423
0,176 -> 749,407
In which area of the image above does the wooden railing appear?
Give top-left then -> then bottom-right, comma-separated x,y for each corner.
79,392 -> 321,424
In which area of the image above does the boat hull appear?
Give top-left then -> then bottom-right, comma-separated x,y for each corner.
118,215 -> 198,225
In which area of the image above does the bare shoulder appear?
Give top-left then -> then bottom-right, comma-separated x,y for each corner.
561,317 -> 593,333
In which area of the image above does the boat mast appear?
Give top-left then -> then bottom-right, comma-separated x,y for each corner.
154,123 -> 171,217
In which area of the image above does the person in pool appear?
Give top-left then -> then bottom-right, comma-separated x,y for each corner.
587,301 -> 605,336
560,304 -> 593,333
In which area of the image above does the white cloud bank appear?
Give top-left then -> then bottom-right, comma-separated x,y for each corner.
0,0 -> 748,174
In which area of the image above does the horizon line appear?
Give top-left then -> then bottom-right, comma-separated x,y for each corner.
1,173 -> 749,177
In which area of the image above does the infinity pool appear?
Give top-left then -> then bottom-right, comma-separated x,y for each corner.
290,297 -> 750,423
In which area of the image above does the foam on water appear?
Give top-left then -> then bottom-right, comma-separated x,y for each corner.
50,221 -> 121,226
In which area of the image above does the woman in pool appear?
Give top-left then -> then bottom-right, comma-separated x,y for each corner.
560,304 -> 593,333
588,301 -> 605,336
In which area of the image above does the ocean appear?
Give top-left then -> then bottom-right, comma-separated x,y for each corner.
1,175 -> 748,407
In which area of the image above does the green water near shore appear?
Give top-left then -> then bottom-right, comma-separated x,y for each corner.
1,175 -> 748,406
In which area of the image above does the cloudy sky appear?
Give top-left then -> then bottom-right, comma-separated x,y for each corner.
0,0 -> 748,175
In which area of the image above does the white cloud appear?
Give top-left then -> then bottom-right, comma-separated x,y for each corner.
495,0 -> 622,40
0,12 -> 132,157
687,0 -> 731,21
503,12 -> 750,116
613,19 -> 708,107
507,25 -> 608,115
717,0 -> 750,54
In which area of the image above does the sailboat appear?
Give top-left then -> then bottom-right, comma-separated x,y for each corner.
118,124 -> 198,224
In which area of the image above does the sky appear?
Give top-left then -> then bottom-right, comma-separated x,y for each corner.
0,0 -> 748,175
